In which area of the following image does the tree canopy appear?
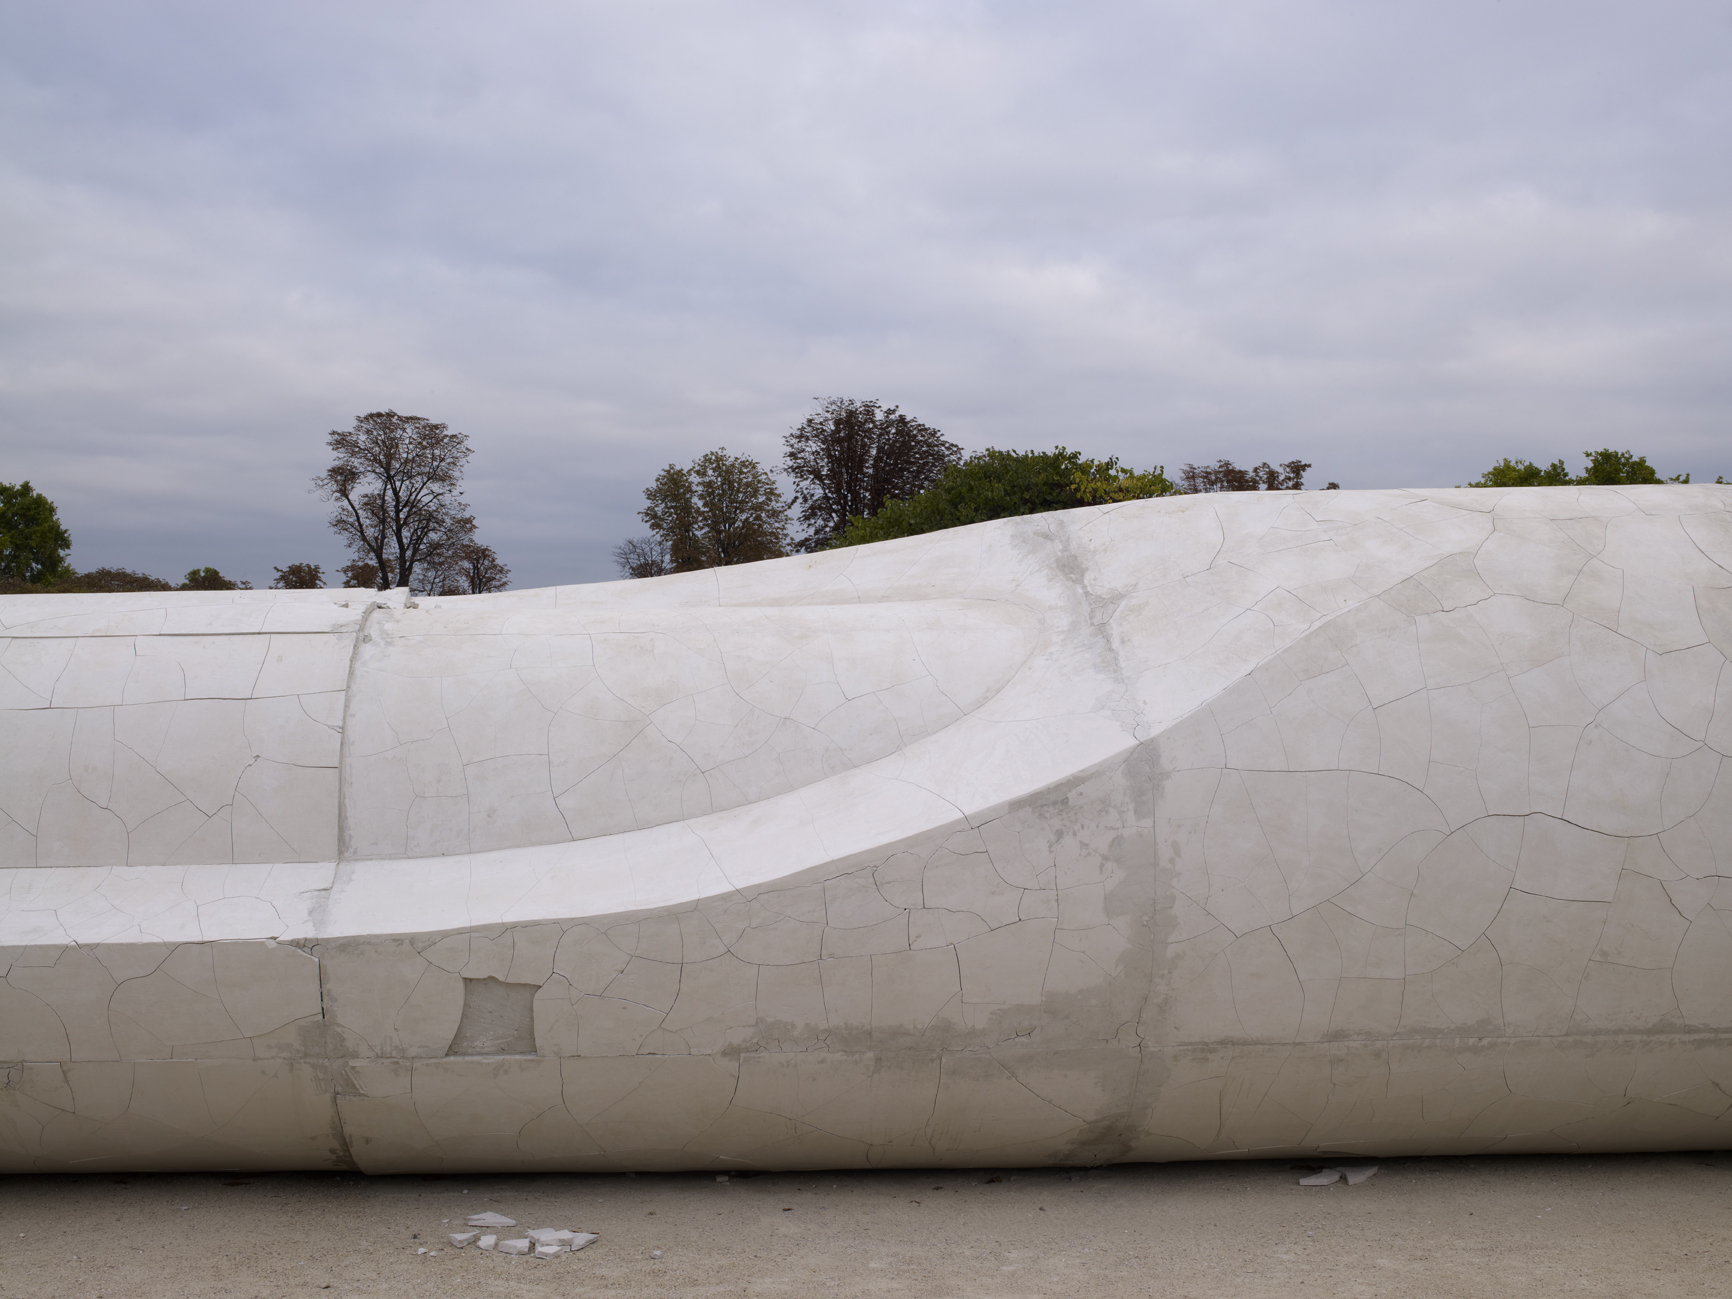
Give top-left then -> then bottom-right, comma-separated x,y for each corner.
339,560 -> 380,589
313,410 -> 507,594
9,567 -> 175,594
1466,448 -> 1698,487
831,447 -> 1178,547
637,449 -> 789,572
0,480 -> 73,586
272,563 -> 325,589
424,539 -> 513,595
179,567 -> 248,590
1179,459 -> 1315,492
782,398 -> 962,550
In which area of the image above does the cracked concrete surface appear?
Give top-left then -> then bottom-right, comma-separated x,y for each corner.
2,487 -> 1730,1173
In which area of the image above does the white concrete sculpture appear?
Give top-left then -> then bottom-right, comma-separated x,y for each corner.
3,486 -> 1730,1173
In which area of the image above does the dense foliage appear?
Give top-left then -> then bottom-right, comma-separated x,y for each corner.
0,480 -> 73,586
180,567 -> 246,590
782,398 -> 962,551
831,448 -> 1178,547
0,566 -> 173,595
1179,459 -> 1319,492
0,481 -> 255,594
1466,448 -> 1704,487
635,448 -> 790,573
272,563 -> 325,589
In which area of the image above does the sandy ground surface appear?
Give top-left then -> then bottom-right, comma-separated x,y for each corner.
3,1151 -> 1729,1298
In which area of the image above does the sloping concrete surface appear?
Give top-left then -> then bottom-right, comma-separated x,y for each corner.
3,486 -> 1730,1171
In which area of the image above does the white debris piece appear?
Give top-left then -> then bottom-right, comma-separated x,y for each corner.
466,1212 -> 517,1228
1298,1168 -> 1341,1186
1341,1165 -> 1379,1185
415,1247 -> 427,1254
527,1228 -> 569,1245
534,1243 -> 564,1258
477,1234 -> 498,1251
448,1231 -> 480,1248
571,1232 -> 599,1251
497,1239 -> 531,1255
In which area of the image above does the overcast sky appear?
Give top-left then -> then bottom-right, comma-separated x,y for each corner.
3,1 -> 1729,588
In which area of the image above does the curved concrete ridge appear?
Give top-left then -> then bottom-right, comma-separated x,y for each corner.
2,486 -> 1731,1173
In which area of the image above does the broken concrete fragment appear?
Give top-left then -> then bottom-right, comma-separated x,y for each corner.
1341,1165 -> 1379,1185
465,1212 -> 516,1228
477,1234 -> 497,1251
449,1231 -> 480,1248
1298,1169 -> 1341,1186
527,1228 -> 568,1244
571,1232 -> 600,1251
534,1243 -> 564,1258
497,1238 -> 531,1255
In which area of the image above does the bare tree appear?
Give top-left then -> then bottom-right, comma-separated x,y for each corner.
1179,459 -> 1312,492
313,411 -> 474,591
422,537 -> 511,595
782,398 -> 961,550
612,534 -> 670,579
638,449 -> 789,572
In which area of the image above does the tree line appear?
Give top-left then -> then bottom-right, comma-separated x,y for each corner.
0,404 -> 1720,594
613,396 -> 1344,577
0,410 -> 510,596
1462,449 -> 1718,488
612,404 -> 1724,580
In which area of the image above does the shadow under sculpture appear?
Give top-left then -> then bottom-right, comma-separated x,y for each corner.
3,485 -> 1731,1172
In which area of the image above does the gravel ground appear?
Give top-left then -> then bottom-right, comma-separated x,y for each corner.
3,1151 -> 1729,1298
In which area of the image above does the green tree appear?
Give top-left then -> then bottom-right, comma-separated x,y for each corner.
1578,448 -> 1676,484
57,568 -> 174,593
180,567 -> 249,590
272,563 -> 325,589
339,560 -> 380,589
0,480 -> 73,585
0,565 -> 183,596
1466,448 -> 1693,487
1178,459 -> 1313,492
782,398 -> 962,551
1464,458 -> 1574,487
833,447 -> 1177,547
1071,456 -> 1181,504
638,449 -> 789,572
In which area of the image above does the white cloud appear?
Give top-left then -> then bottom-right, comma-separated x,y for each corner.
2,0 -> 1729,586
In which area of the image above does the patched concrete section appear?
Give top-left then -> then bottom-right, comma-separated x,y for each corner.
448,978 -> 538,1056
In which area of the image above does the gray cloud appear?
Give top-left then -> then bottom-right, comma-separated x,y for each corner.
3,0 -> 1729,587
